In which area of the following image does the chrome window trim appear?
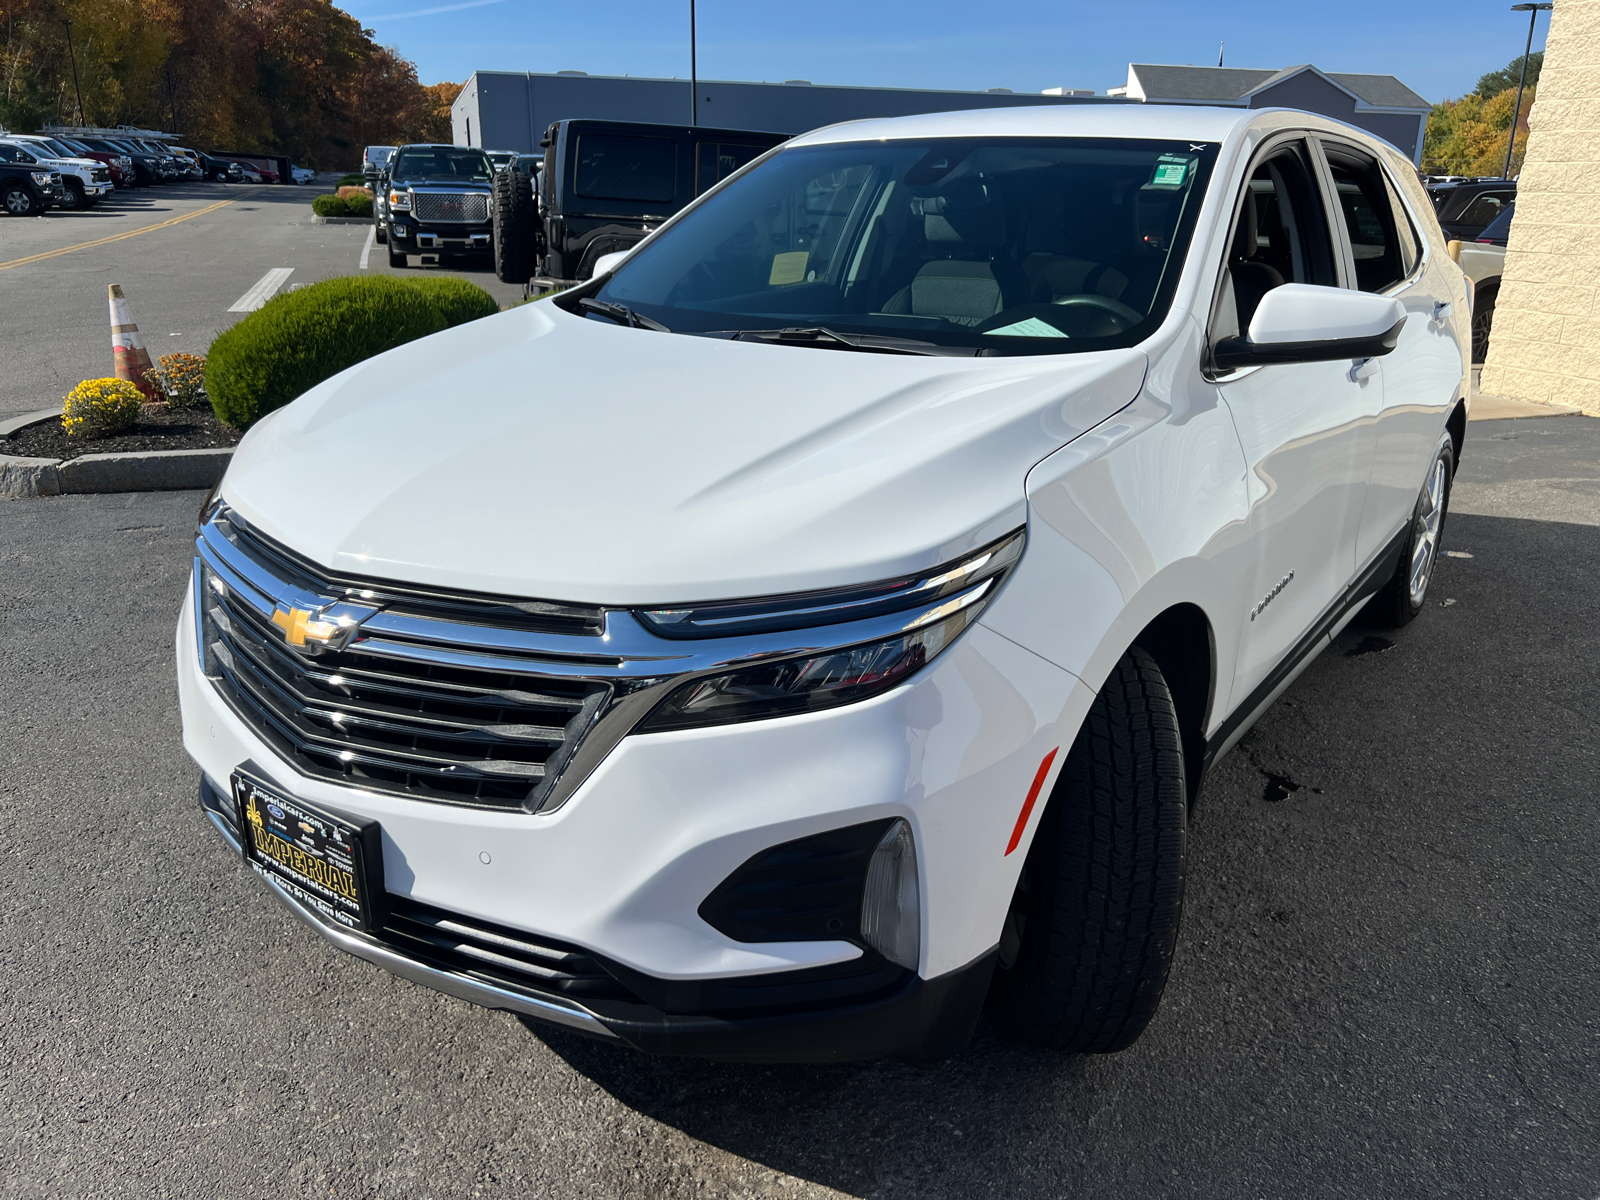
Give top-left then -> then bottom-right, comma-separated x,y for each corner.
197,507 -> 1020,812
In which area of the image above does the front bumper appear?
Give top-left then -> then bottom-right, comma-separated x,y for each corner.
389,217 -> 493,252
178,566 -> 1090,1059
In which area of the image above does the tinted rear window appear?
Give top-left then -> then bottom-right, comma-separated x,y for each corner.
575,135 -> 676,203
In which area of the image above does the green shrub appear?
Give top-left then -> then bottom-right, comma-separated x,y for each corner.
402,277 -> 500,327
206,276 -> 446,428
311,193 -> 347,217
342,193 -> 373,218
337,173 -> 366,188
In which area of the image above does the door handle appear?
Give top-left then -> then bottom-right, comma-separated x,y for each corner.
1433,300 -> 1452,321
1350,357 -> 1380,383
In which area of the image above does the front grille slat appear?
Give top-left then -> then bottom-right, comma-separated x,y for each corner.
382,896 -> 638,1001
199,513 -> 611,810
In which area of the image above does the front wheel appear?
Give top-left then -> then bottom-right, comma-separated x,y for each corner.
1368,432 -> 1455,627
984,646 -> 1188,1053
387,244 -> 407,269
375,217 -> 387,245
3,183 -> 37,216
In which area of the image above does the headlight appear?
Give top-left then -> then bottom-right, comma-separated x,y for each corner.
31,171 -> 52,185
388,190 -> 410,209
635,529 -> 1024,732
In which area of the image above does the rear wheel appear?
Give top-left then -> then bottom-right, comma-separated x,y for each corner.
984,646 -> 1188,1053
1368,432 -> 1455,628
1471,284 -> 1497,364
493,168 -> 535,284
3,183 -> 37,216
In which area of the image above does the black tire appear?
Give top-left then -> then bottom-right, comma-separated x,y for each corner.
1471,284 -> 1497,364
375,215 -> 387,245
2,183 -> 37,216
493,168 -> 535,285
60,178 -> 85,209
388,243 -> 407,269
1368,432 -> 1455,628
985,646 -> 1188,1053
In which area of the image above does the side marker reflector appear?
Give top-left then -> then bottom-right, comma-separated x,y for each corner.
1004,747 -> 1059,856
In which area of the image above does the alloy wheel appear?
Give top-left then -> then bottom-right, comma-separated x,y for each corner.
3,187 -> 32,215
1407,455 -> 1448,606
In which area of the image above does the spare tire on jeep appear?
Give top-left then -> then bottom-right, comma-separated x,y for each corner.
493,168 -> 535,285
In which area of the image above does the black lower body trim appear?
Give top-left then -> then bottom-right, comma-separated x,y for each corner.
1203,522 -> 1410,771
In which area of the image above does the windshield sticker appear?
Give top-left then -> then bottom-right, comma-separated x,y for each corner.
769,251 -> 810,286
1148,155 -> 1191,189
985,317 -> 1070,338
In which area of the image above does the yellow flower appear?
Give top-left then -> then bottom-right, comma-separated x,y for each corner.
62,378 -> 145,439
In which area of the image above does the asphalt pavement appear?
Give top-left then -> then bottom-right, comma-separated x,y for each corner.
1,410 -> 1596,1198
0,179 -> 525,422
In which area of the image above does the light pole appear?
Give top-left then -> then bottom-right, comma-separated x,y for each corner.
689,0 -> 697,127
1504,2 -> 1552,180
63,18 -> 86,127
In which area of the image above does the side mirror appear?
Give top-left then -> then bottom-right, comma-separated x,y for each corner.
1213,283 -> 1405,370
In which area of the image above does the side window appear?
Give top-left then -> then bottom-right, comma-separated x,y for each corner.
1213,142 -> 1337,340
1323,148 -> 1405,293
574,135 -> 677,204
0,145 -> 15,162
1457,191 -> 1512,227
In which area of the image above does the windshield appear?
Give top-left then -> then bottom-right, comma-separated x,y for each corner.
588,137 -> 1217,355
391,147 -> 492,182
39,139 -> 75,158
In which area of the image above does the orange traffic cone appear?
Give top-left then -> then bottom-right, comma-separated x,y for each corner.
108,284 -> 158,399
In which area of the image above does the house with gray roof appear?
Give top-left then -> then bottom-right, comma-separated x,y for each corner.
1108,64 -> 1431,163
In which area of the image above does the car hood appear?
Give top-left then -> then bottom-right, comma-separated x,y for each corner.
223,303 -> 1148,605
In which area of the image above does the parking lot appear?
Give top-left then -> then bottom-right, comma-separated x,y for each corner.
3,406 -> 1596,1197
0,181 -> 523,423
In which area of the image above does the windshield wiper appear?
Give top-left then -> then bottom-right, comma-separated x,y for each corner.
723,327 -> 972,356
579,298 -> 670,332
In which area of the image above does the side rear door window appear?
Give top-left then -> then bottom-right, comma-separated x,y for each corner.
1320,146 -> 1406,293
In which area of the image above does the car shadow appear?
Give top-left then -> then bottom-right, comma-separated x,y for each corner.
512,508 -> 1600,1197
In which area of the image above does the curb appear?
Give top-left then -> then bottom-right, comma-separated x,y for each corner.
310,214 -> 372,225
1,408 -> 233,499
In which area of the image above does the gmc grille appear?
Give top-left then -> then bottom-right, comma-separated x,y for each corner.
413,192 -> 489,223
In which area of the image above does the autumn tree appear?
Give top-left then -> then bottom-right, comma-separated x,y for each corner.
1422,54 -> 1539,177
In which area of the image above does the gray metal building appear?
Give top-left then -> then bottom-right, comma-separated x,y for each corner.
451,64 -> 1432,163
450,72 -> 1104,152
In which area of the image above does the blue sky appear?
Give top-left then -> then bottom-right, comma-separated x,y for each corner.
339,0 -> 1551,104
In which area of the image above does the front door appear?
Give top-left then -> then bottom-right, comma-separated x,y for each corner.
1212,138 -> 1383,702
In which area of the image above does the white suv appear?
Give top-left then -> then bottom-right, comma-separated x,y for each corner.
179,105 -> 1469,1061
0,135 -> 112,207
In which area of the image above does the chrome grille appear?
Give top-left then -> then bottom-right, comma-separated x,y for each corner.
197,512 -> 614,810
413,191 -> 489,223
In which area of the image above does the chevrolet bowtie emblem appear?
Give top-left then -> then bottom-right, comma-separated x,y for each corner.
269,599 -> 376,651
271,605 -> 341,647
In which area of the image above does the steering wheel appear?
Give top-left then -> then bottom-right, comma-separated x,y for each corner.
1052,294 -> 1145,332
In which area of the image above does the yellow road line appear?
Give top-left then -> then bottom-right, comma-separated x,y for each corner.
0,188 -> 262,272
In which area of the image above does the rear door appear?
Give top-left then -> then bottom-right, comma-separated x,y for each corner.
1314,138 -> 1463,569
1212,136 -> 1383,702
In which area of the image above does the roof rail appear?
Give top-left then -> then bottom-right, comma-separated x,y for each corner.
40,124 -> 179,141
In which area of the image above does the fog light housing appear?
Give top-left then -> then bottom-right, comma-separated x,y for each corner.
860,819 -> 919,970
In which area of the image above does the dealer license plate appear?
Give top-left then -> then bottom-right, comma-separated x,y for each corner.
232,774 -> 379,931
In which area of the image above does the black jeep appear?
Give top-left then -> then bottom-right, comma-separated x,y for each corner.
494,120 -> 787,286
382,144 -> 496,269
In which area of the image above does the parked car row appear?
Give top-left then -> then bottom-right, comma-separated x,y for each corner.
0,127 -> 321,215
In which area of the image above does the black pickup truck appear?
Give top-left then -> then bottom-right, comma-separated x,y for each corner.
0,159 -> 62,216
381,144 -> 496,268
494,120 -> 787,286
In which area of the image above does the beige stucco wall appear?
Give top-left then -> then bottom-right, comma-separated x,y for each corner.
1479,0 -> 1600,413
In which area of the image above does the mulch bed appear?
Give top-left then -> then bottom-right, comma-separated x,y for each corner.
5,405 -> 242,462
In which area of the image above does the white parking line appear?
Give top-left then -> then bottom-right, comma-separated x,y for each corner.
228,267 -> 294,313
359,225 -> 375,270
